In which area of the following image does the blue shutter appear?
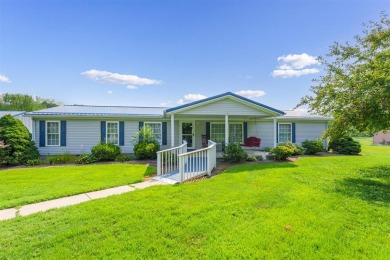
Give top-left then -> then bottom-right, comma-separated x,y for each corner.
243,122 -> 248,141
139,121 -> 144,142
206,122 -> 210,141
162,122 -> 167,145
39,120 -> 46,147
119,121 -> 125,146
60,121 -> 66,146
101,121 -> 106,143
292,123 -> 296,143
276,123 -> 279,143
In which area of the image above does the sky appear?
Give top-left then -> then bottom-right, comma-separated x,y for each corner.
0,0 -> 388,110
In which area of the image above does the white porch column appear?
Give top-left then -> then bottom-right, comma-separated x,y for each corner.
273,117 -> 277,148
171,113 -> 175,147
225,114 -> 229,145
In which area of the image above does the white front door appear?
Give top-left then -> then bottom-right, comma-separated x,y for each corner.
181,122 -> 195,149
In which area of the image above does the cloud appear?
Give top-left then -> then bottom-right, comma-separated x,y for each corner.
107,90 -> 113,95
81,69 -> 161,86
177,93 -> 207,105
272,53 -> 320,78
127,85 -> 138,90
160,101 -> 172,107
235,90 -> 266,98
0,74 -> 11,83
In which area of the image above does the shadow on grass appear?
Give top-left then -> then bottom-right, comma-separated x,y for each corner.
336,166 -> 390,206
225,161 -> 298,174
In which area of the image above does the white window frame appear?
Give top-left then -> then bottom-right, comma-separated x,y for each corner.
210,122 -> 244,144
278,123 -> 292,143
144,122 -> 162,145
46,120 -> 61,147
106,121 -> 119,145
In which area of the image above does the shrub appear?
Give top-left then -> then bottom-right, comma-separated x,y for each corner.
91,143 -> 121,161
302,140 -> 324,155
329,136 -> 361,155
264,147 -> 272,152
115,154 -> 133,162
246,156 -> 257,162
0,115 -> 40,166
283,142 -> 304,155
271,145 -> 294,160
76,154 -> 98,164
223,143 -> 247,163
26,159 -> 41,166
45,152 -> 76,165
134,141 -> 159,160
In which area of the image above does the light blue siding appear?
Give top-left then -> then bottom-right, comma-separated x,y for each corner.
248,121 -> 274,149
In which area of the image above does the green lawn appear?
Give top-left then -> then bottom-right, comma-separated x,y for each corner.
0,138 -> 389,258
0,164 -> 155,209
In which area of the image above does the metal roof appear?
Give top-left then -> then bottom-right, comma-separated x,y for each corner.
26,105 -> 166,117
0,111 -> 26,117
278,110 -> 333,120
166,92 -> 285,115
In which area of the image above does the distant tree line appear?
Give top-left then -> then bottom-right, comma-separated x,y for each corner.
0,93 -> 62,111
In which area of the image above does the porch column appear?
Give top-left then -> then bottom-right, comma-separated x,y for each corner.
171,114 -> 175,147
273,117 -> 277,148
225,114 -> 229,145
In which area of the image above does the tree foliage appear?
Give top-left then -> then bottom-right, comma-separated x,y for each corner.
299,13 -> 390,137
0,93 -> 61,111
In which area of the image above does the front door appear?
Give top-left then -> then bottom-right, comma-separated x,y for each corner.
181,122 -> 195,149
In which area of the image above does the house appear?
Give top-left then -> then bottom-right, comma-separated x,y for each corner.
0,111 -> 33,133
373,131 -> 390,145
25,92 -> 332,155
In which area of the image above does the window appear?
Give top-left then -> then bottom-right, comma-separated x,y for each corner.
211,123 -> 244,144
145,122 -> 162,144
278,123 -> 292,143
106,122 -> 119,145
46,121 -> 60,146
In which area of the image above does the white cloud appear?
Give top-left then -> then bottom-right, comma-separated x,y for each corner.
127,85 -> 138,90
235,90 -> 266,98
272,68 -> 320,78
81,69 -> 161,86
177,93 -> 207,105
160,101 -> 172,107
272,53 -> 320,78
107,90 -> 113,95
0,74 -> 11,83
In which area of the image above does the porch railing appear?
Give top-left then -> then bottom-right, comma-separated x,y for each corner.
157,141 -> 187,176
178,140 -> 217,182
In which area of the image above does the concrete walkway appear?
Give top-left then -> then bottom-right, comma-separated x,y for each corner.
0,179 -> 168,221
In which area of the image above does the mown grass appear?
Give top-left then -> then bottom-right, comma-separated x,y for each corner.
0,138 -> 389,258
0,164 -> 155,209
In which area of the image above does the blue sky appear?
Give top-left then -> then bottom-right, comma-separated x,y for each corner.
0,0 -> 388,109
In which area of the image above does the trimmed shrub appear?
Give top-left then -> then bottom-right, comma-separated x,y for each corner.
264,147 -> 272,152
271,145 -> 294,160
134,141 -> 159,160
45,152 -> 76,165
283,142 -> 304,155
0,114 -> 40,166
246,156 -> 257,162
91,143 -> 121,161
26,159 -> 41,166
223,143 -> 247,163
302,140 -> 324,155
329,136 -> 361,155
76,154 -> 98,164
115,154 -> 133,162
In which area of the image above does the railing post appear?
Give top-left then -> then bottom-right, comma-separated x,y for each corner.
157,152 -> 161,176
179,155 -> 184,183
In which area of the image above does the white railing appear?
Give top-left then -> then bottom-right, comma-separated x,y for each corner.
157,141 -> 187,176
178,140 -> 217,183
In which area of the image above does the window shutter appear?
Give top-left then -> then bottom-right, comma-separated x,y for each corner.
119,121 -> 125,146
101,121 -> 106,143
39,120 -> 46,147
139,121 -> 144,142
162,122 -> 167,145
276,123 -> 279,143
60,121 -> 66,146
243,122 -> 248,141
292,123 -> 296,143
206,122 -> 210,141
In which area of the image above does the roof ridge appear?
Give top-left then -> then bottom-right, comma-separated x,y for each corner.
64,104 -> 166,109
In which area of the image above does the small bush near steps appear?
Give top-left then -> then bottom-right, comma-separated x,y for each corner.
223,143 -> 247,163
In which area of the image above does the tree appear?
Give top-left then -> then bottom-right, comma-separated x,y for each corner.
0,115 -> 40,165
0,93 -> 61,111
298,13 -> 390,137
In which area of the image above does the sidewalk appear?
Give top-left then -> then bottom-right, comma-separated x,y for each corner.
0,179 -> 168,221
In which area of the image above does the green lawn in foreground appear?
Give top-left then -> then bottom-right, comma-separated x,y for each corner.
0,164 -> 155,209
0,138 -> 389,258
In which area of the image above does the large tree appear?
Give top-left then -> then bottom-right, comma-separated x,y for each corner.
299,13 -> 390,137
0,93 -> 61,111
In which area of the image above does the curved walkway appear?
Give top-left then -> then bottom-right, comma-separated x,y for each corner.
0,179 -> 168,221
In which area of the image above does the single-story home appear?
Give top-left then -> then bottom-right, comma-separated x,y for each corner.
0,111 -> 33,133
25,92 -> 332,155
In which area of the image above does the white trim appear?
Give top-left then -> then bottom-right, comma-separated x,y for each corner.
46,120 -> 60,147
145,122 -> 163,145
106,121 -> 119,145
278,122 -> 292,143
179,121 -> 195,149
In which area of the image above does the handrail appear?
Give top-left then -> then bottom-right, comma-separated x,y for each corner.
157,141 -> 187,176
177,141 -> 216,157
157,141 -> 187,154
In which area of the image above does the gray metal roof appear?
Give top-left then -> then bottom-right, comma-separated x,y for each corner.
278,110 -> 333,120
0,111 -> 26,117
26,105 -> 165,117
